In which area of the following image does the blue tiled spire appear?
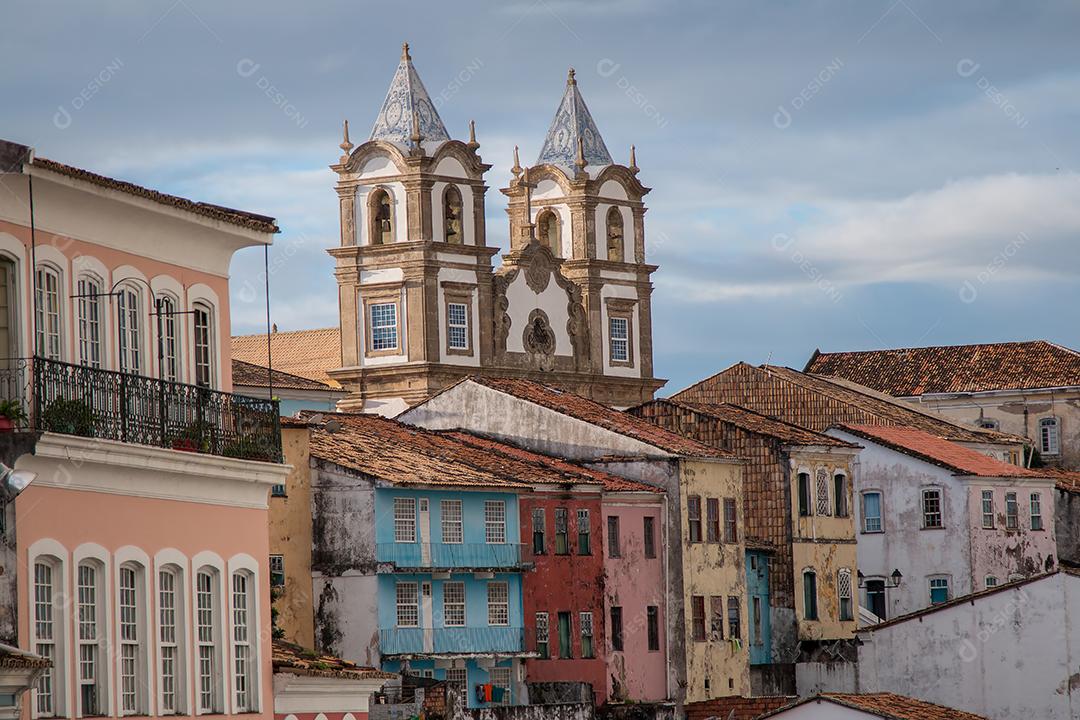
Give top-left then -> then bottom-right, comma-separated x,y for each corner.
369,43 -> 450,146
536,68 -> 612,170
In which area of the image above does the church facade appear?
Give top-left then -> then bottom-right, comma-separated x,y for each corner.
327,45 -> 664,415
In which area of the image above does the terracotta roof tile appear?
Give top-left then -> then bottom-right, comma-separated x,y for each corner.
232,358 -> 336,391
466,377 -> 737,459
806,340 -> 1080,396
272,639 -> 395,681
685,696 -> 795,720
761,693 -> 988,720
674,363 -> 1023,446
231,328 -> 341,386
1040,467 -> 1080,494
838,424 -> 1047,479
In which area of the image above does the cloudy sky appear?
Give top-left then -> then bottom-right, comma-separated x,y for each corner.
4,0 -> 1078,393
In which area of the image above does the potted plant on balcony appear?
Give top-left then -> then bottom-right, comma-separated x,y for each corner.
0,400 -> 27,433
222,436 -> 276,462
40,398 -> 94,437
172,420 -> 214,453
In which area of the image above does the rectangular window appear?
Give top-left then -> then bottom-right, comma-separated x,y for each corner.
706,498 -> 720,542
535,612 -> 549,659
35,267 -> 61,360
1031,493 -> 1044,531
370,302 -> 398,352
393,497 -> 416,543
609,317 -> 629,363
723,498 -> 738,543
815,468 -> 831,516
532,508 -> 546,555
269,555 -> 285,588
193,304 -> 213,387
77,563 -> 101,717
1040,417 -> 1060,455
1005,492 -> 1018,530
34,562 -> 56,718
577,509 -> 591,555
643,516 -> 656,558
985,575 -> 998,589
982,490 -> 995,529
445,667 -> 467,696
838,570 -> 853,621
709,596 -> 724,641
396,582 -> 419,627
687,495 -> 702,543
487,582 -> 509,626
727,596 -> 741,641
447,302 -> 469,350
196,571 -> 218,714
443,582 -> 466,627
610,606 -> 624,651
119,567 -> 140,715
929,577 -> 950,605
554,508 -> 569,555
580,612 -> 594,658
834,473 -> 848,517
863,491 -> 882,532
607,515 -> 621,558
117,286 -> 141,374
270,483 -> 286,498
691,596 -> 706,642
646,606 -> 660,652
557,612 -> 572,659
441,500 -> 463,544
490,667 -> 511,706
232,573 -> 254,713
485,500 -> 506,544
798,473 -> 811,517
159,569 -> 180,715
922,489 -> 943,529
77,277 -> 102,368
803,572 -> 818,621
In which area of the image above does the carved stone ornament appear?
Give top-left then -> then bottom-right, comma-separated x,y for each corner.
523,241 -> 555,294
523,309 -> 556,358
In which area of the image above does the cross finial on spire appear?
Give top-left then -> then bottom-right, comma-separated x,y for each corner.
629,144 -> 639,174
467,119 -> 479,150
511,145 -> 522,177
402,42 -> 411,61
567,67 -> 576,86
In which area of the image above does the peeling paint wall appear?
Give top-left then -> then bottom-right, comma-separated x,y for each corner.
271,426 -> 316,648
857,572 -> 1080,720
1055,488 -> 1080,567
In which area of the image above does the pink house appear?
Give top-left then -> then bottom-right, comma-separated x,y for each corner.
0,139 -> 291,720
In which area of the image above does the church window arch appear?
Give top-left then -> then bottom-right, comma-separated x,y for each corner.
536,209 -> 560,257
606,207 -> 624,262
369,188 -> 394,245
443,185 -> 464,244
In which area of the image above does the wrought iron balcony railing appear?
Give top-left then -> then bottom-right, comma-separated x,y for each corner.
0,357 -> 281,463
376,542 -> 526,570
379,627 -> 526,656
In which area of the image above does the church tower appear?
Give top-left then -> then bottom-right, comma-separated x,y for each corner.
328,48 -> 663,415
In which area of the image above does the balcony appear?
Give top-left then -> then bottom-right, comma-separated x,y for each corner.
379,627 -> 526,656
376,542 -> 526,571
0,357 -> 282,462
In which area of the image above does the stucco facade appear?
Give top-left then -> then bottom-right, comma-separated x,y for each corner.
270,423 -> 316,649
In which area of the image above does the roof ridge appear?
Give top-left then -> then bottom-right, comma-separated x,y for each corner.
814,339 -> 1049,356
231,357 -> 331,388
232,326 -> 338,339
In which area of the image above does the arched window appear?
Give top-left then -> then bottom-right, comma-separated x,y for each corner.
117,284 -> 142,374
797,472 -> 811,517
195,568 -> 223,714
35,265 -> 62,360
606,207 -> 624,262
157,295 -> 180,382
837,569 -> 853,621
231,571 -> 257,712
193,302 -> 214,388
1040,417 -> 1060,456
118,562 -> 149,715
77,274 -> 103,368
443,185 -> 464,244
158,565 -> 187,715
76,559 -> 108,716
833,472 -> 848,517
815,468 -> 831,516
803,570 -> 818,620
369,189 -> 394,245
536,209 -> 560,256
33,555 -> 67,718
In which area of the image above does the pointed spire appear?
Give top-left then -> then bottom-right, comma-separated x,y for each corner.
536,69 -> 612,171
370,43 -> 450,147
340,119 -> 353,154
511,145 -> 522,178
467,119 -> 479,150
628,144 -> 639,174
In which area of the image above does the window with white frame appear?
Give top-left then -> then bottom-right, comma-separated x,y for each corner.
158,295 -> 179,382
922,488 -> 943,529
35,266 -> 62,360
370,302 -> 398,352
119,563 -> 147,715
195,569 -> 222,714
929,576 -> 950,604
159,566 -> 184,715
535,612 -> 549,658
981,490 -> 995,529
490,667 -> 511,705
1005,492 -> 1019,530
815,468 -> 831,516
487,582 -> 509,626
862,491 -> 882,532
1031,492 -> 1044,530
985,575 -> 998,589
396,582 -> 419,627
77,275 -> 103,368
394,497 -> 416,543
443,582 -> 466,627
442,500 -> 463,544
485,500 -> 506,544
608,317 -> 629,363
580,611 -> 595,658
447,302 -> 468,350
1040,417 -> 1060,455
193,302 -> 214,388
117,285 -> 142,374
77,561 -> 106,716
838,569 -> 853,621
445,667 -> 467,695
33,558 -> 63,718
232,572 -> 256,712
269,555 -> 285,588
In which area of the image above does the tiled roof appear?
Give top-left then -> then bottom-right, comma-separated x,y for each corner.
231,328 -> 341,386
272,639 -> 395,681
806,340 -> 1080,396
232,359 -> 336,392
1040,467 -> 1080,494
0,642 -> 50,669
685,696 -> 795,720
673,363 -> 1023,446
838,424 -> 1047,479
636,399 -> 857,448
443,431 -> 664,494
465,377 -> 737,459
304,413 -> 531,489
761,693 -> 988,720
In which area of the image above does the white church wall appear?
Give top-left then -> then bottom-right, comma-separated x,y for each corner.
436,267 -> 481,368
600,283 -> 641,378
503,271 -> 573,357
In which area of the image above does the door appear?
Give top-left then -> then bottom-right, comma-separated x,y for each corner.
419,498 -> 431,565
747,551 -> 771,664
866,580 -> 886,621
422,581 -> 434,652
557,612 -> 572,659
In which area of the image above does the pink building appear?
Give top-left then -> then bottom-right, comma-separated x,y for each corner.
0,139 -> 291,720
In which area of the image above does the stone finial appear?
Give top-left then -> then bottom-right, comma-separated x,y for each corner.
574,137 -> 586,172
629,144 -> 639,174
511,145 -> 522,178
339,119 -> 353,158
410,111 -> 424,155
467,119 -> 479,150
567,67 -> 576,86
402,42 -> 411,61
